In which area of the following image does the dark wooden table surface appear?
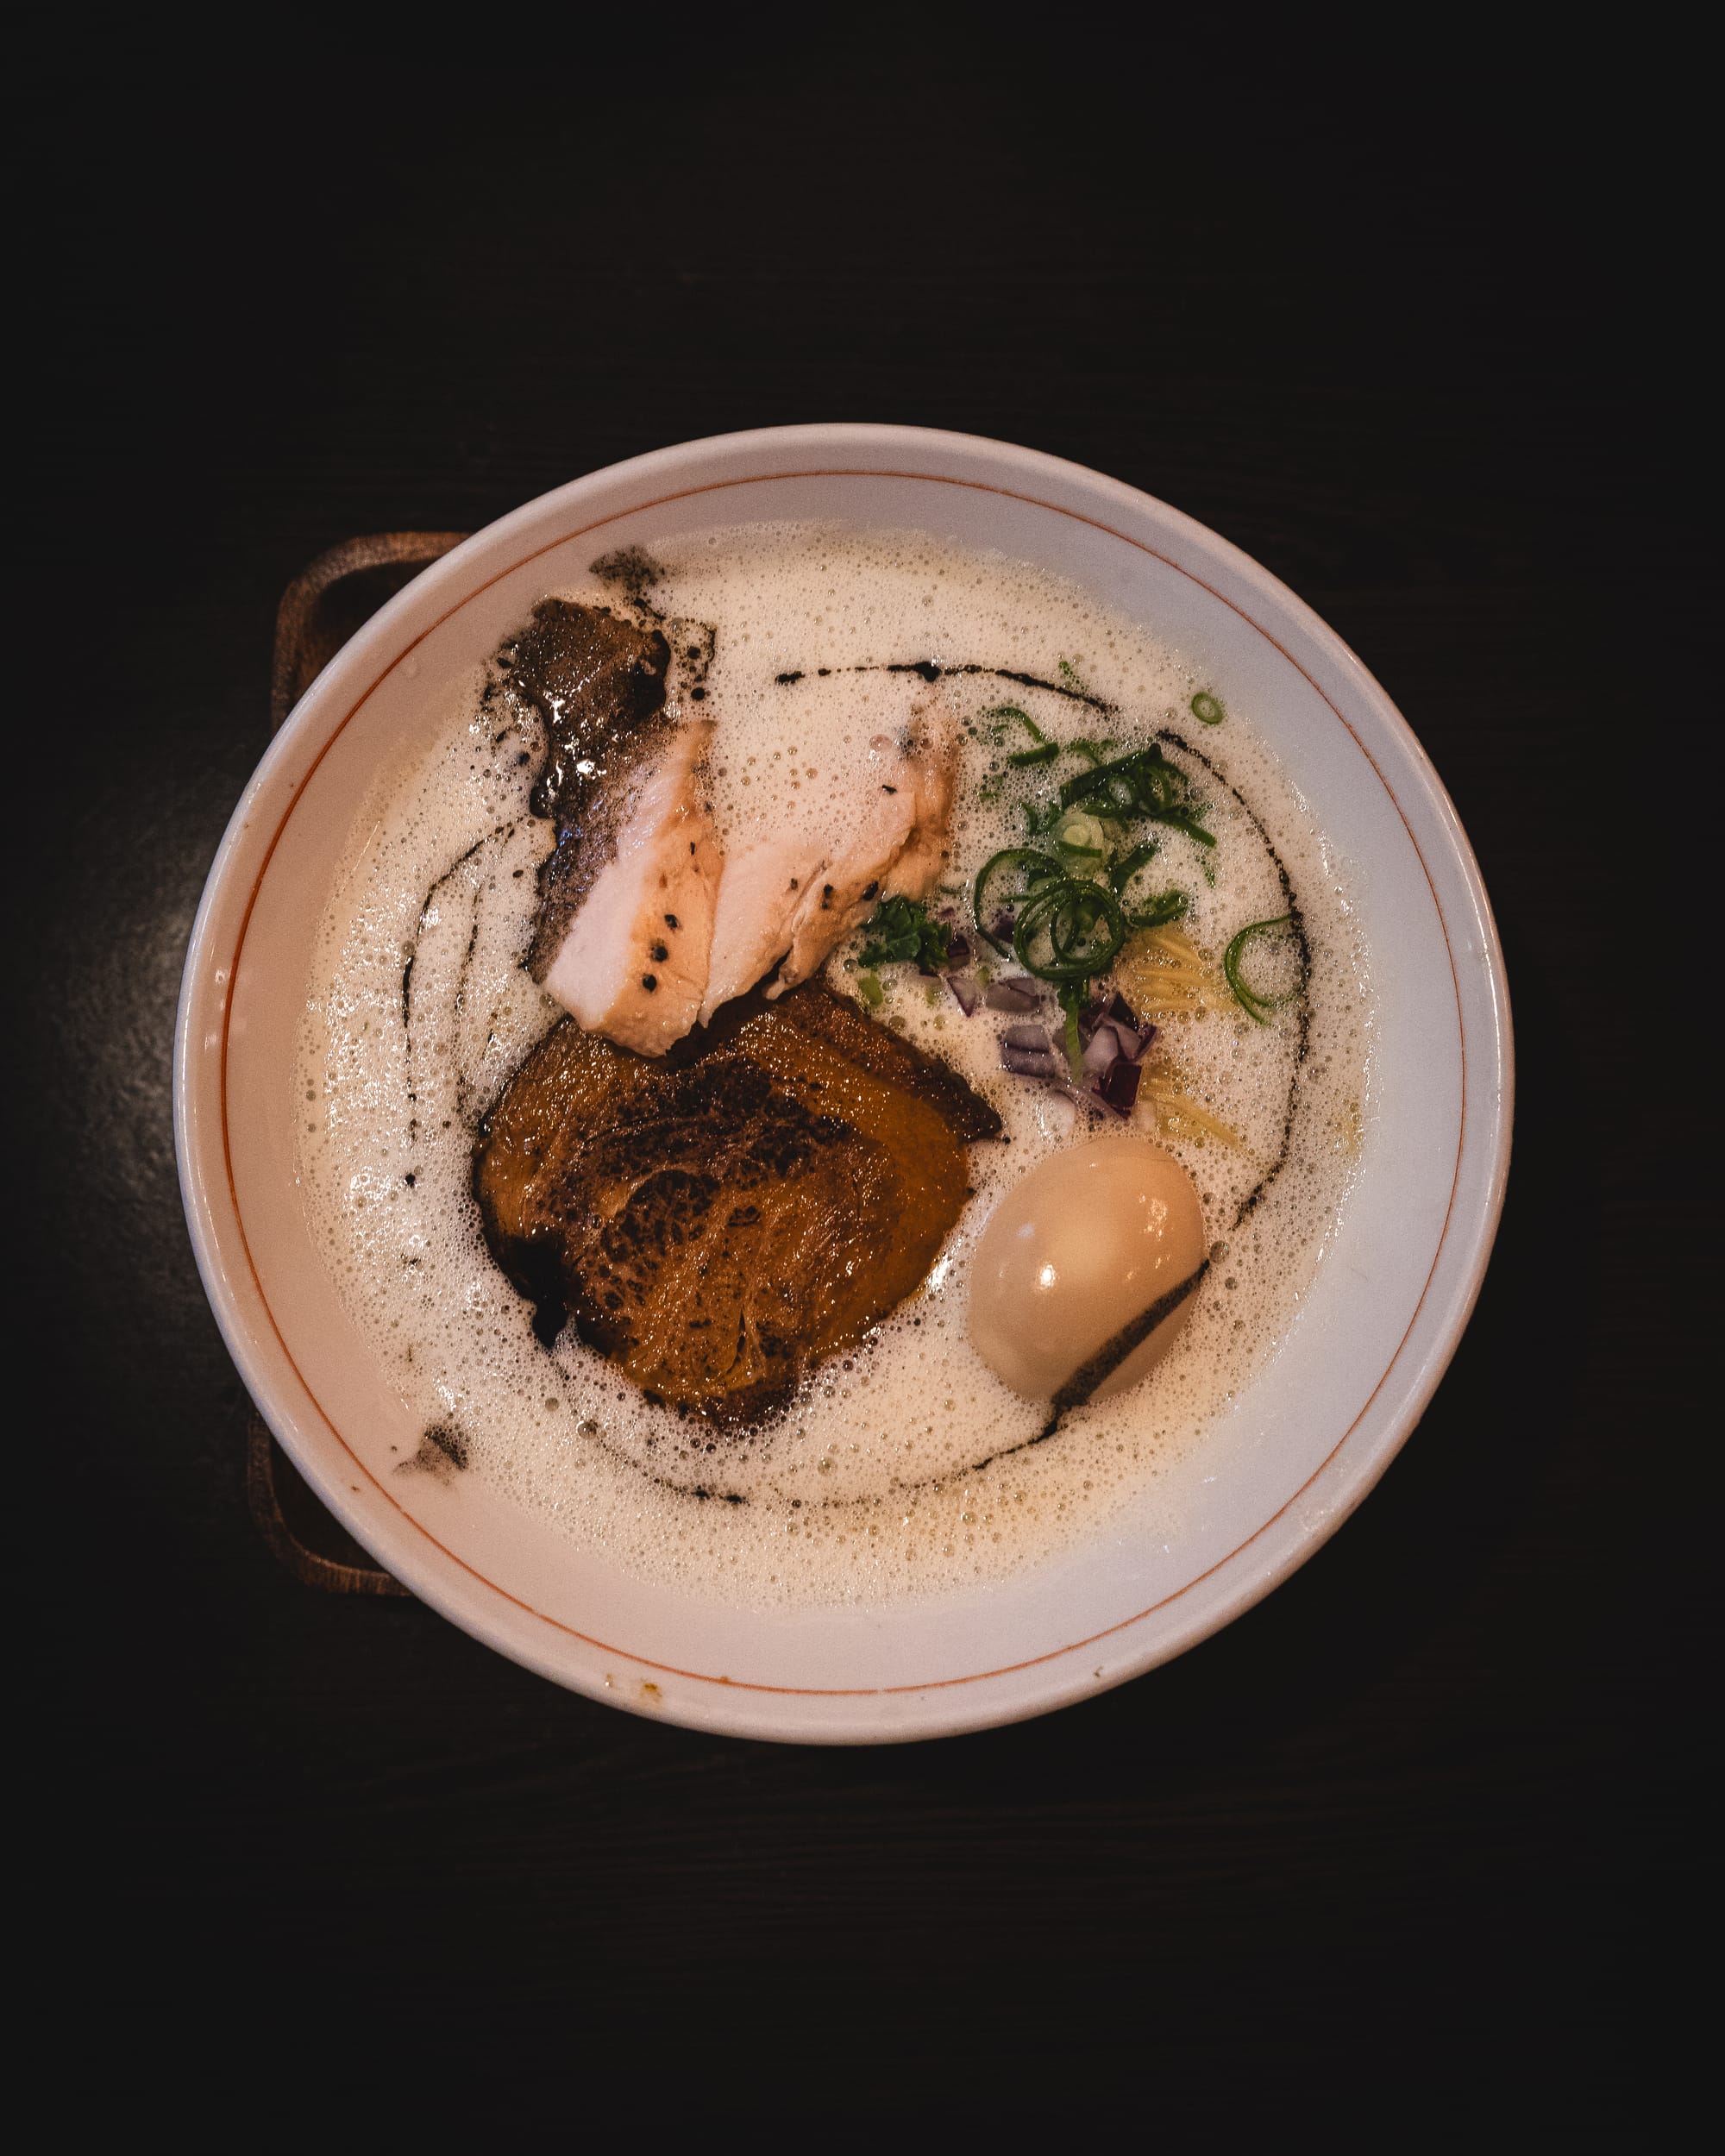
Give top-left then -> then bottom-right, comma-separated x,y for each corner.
23,34 -> 1698,2127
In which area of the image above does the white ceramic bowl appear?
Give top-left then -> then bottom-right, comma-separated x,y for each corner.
176,424 -> 1511,1743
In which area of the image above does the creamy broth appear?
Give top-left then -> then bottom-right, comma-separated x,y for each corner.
296,524 -> 1371,1605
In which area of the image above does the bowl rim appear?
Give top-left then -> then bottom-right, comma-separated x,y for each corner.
176,423 -> 1514,1742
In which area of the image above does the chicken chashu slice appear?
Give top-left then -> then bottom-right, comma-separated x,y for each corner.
699,833 -> 829,1026
474,983 -> 1001,1426
537,718 -> 719,1055
762,696 -> 958,1000
511,598 -> 720,1057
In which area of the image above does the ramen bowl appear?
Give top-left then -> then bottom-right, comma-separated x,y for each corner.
175,423 -> 1511,1742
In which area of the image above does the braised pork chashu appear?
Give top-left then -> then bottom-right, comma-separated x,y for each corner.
474,985 -> 1001,1426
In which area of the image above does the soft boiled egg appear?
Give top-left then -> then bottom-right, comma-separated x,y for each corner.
968,1137 -> 1208,1404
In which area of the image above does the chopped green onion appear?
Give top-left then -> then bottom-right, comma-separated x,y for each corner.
1127,889 -> 1189,930
1053,806 -> 1108,870
983,704 -> 1050,746
973,847 -> 1063,954
1058,745 -> 1214,846
1012,876 -> 1128,982
1107,839 -> 1159,894
859,895 -> 951,969
1057,982 -> 1087,1077
1107,836 -> 1189,929
1007,740 -> 1058,768
1190,692 -> 1226,725
1173,815 -> 1219,851
1057,660 -> 1089,694
1222,914 -> 1299,1023
858,973 -> 885,1008
1068,736 -> 1119,767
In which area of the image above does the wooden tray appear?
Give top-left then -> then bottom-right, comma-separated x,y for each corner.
248,532 -> 467,1593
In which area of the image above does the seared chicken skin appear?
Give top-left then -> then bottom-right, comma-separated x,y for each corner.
511,598 -> 718,1057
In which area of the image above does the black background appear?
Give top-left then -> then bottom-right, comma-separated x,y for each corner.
22,29 -> 1699,2127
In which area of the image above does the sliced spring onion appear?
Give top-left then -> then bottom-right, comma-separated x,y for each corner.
1012,876 -> 1128,982
1020,798 -> 1064,841
1057,981 -> 1087,1077
1106,838 -> 1188,929
1052,806 -> 1108,870
1190,692 -> 1226,725
1107,838 -> 1159,893
972,847 -> 1063,954
1222,913 -> 1299,1023
983,704 -> 1050,745
1127,888 -> 1189,930
1059,746 -> 1215,846
1175,814 -> 1219,850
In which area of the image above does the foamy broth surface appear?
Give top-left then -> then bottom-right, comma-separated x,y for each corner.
297,526 -> 1371,1606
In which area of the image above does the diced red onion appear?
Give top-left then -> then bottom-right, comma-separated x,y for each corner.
1086,1012 -> 1153,1063
944,971 -> 981,1016
1000,1042 -> 1063,1081
1090,991 -> 1152,1063
985,978 -> 1043,1014
1000,1024 -> 1061,1081
1098,1057 -> 1143,1112
1110,1017 -> 1154,1063
1082,1026 -> 1120,1078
